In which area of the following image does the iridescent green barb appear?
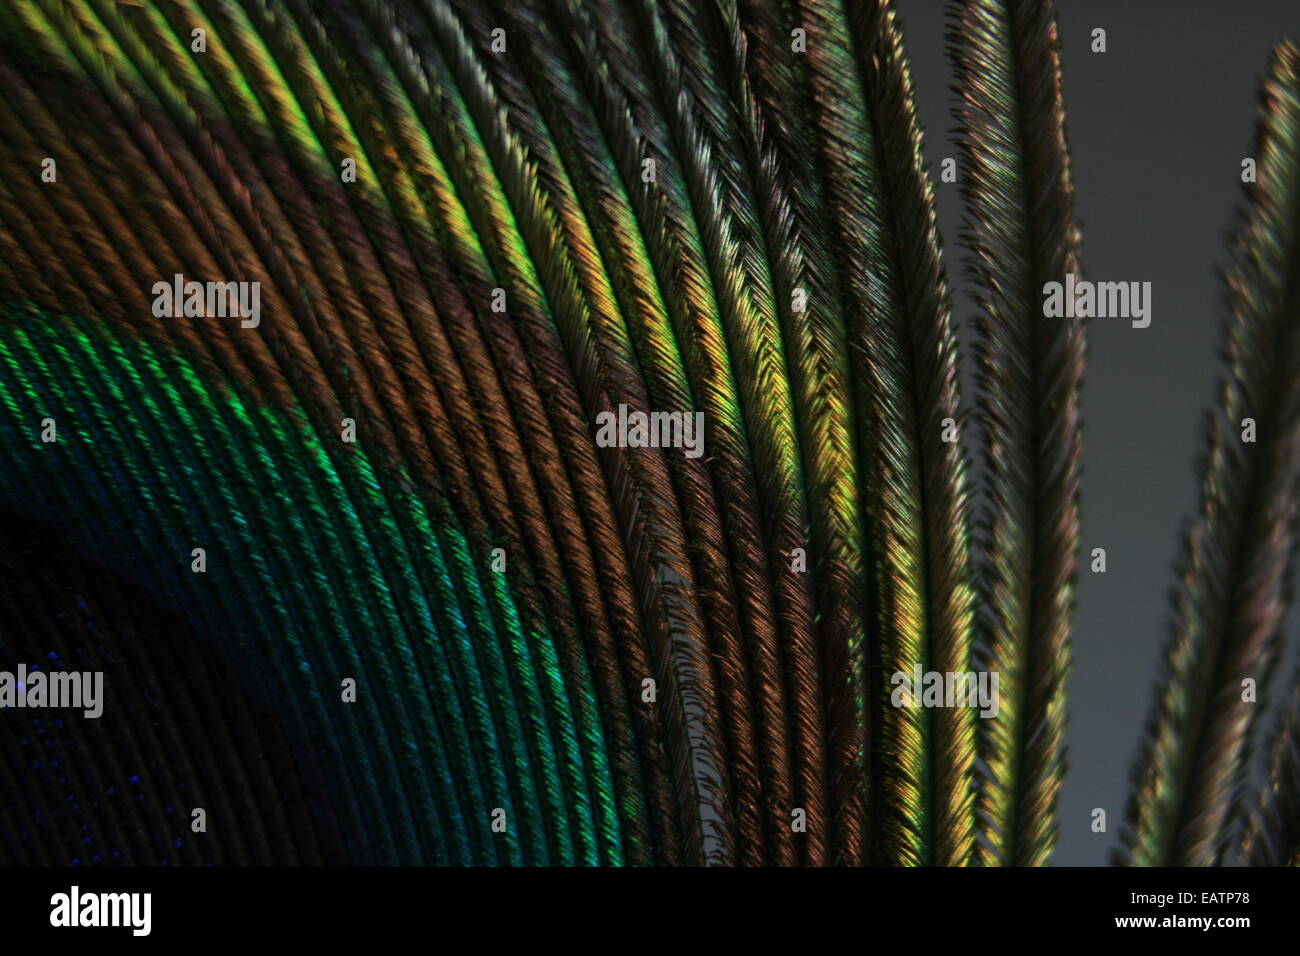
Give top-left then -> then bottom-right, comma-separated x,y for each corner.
948,0 -> 1083,867
793,0 -> 979,865
860,0 -> 980,868
1120,41 -> 1300,868
731,0 -> 868,866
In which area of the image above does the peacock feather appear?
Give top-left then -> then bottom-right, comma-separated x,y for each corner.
1119,40 -> 1300,869
949,0 -> 1083,868
1,0 -> 1299,868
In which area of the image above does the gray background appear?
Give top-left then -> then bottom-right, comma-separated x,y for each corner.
902,0 -> 1300,865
